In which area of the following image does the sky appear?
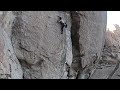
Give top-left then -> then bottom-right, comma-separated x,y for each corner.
107,11 -> 120,31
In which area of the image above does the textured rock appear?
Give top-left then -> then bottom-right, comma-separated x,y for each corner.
0,11 -> 23,79
91,24 -> 120,79
90,59 -> 117,79
69,11 -> 107,79
78,11 -> 107,68
0,11 -> 107,79
11,11 -> 72,79
105,25 -> 120,47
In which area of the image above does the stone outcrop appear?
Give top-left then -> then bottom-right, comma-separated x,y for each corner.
70,11 -> 107,79
0,11 -> 107,79
78,11 -> 107,68
91,24 -> 120,79
11,11 -> 72,79
0,11 -> 23,79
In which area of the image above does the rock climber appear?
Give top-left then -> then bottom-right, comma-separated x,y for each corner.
57,16 -> 67,34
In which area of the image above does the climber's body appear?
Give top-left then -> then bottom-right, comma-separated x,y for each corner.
57,16 -> 67,34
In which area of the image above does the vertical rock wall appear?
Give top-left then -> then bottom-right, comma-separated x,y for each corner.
0,11 -> 23,79
0,11 -> 107,79
70,11 -> 107,79
78,11 -> 107,68
11,11 -> 72,79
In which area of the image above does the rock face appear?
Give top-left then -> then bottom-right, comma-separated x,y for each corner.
11,11 -> 72,79
0,11 -> 107,79
91,24 -> 120,79
78,11 -> 107,68
105,25 -> 120,47
0,11 -> 23,79
69,11 -> 107,79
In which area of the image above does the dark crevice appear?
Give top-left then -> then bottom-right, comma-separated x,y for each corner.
70,11 -> 80,51
69,11 -> 83,79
